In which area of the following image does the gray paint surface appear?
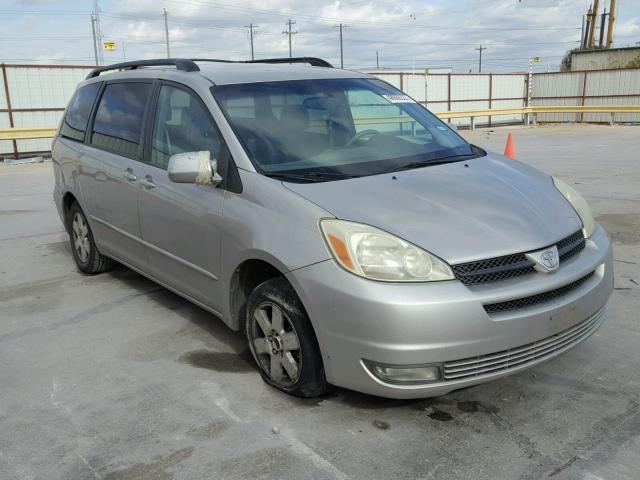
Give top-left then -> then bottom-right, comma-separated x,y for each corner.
1,124 -> 639,479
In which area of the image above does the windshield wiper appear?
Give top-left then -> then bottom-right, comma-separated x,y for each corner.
378,151 -> 483,175
265,171 -> 356,183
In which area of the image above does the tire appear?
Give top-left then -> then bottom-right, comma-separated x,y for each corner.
245,276 -> 328,398
67,202 -> 114,274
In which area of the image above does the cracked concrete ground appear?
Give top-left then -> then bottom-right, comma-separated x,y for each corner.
0,124 -> 638,480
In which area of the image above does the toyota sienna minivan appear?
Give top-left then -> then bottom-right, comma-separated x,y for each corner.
52,58 -> 613,399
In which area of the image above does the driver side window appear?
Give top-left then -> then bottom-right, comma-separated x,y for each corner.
150,85 -> 222,170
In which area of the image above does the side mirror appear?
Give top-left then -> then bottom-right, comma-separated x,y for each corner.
447,122 -> 458,132
167,151 -> 222,186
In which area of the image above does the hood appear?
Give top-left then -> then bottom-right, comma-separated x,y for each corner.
284,153 -> 582,264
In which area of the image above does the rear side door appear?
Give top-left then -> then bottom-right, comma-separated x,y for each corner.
136,82 -> 235,310
82,81 -> 154,269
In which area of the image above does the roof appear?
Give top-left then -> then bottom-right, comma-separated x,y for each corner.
195,62 -> 370,85
84,58 -> 372,85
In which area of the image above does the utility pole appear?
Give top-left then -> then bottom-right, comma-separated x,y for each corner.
245,23 -> 258,60
163,8 -> 171,58
282,19 -> 297,59
335,23 -> 347,68
606,0 -> 616,48
90,15 -> 99,65
92,0 -> 103,64
475,45 -> 487,72
376,50 -> 379,69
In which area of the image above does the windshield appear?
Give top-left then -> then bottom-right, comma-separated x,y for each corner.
212,78 -> 481,181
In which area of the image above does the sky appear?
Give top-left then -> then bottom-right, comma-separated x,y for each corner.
1,0 -> 639,72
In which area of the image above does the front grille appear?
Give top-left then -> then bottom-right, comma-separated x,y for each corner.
443,307 -> 605,381
451,230 -> 585,285
558,230 -> 586,262
483,271 -> 594,314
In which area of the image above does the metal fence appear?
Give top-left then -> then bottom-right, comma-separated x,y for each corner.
0,64 -> 95,157
1,63 -> 639,158
370,67 -> 640,127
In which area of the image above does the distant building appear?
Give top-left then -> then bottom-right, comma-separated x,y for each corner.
571,46 -> 640,71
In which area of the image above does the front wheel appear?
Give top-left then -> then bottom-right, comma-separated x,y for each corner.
245,277 -> 328,398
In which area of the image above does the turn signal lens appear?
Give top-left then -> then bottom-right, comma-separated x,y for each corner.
320,219 -> 454,282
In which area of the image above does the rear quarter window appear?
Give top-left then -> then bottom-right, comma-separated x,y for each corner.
59,82 -> 101,142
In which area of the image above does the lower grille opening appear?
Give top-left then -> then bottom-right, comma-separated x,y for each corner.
484,271 -> 595,314
444,307 -> 605,381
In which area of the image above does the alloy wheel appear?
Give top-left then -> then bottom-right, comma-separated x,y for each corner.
249,301 -> 302,388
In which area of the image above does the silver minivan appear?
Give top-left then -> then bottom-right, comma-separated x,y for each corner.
53,58 -> 613,399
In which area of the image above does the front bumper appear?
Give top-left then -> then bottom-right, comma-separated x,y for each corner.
286,224 -> 613,399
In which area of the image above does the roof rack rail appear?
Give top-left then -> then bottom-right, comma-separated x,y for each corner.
247,57 -> 333,68
86,58 -> 200,79
191,57 -> 334,68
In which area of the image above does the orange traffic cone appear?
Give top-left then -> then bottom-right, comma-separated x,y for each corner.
504,132 -> 515,159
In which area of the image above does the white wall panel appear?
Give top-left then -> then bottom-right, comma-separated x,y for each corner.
491,75 -> 526,99
451,74 -> 490,101
403,74 -> 427,102
0,72 -> 6,110
425,75 -> 448,103
6,66 -> 90,109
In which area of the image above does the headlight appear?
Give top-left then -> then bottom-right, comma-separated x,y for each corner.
320,219 -> 454,282
552,177 -> 595,238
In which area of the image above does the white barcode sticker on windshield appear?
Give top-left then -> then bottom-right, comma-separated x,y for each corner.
382,94 -> 415,104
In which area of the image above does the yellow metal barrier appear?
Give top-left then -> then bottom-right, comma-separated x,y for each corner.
1,105 -> 639,142
0,127 -> 57,141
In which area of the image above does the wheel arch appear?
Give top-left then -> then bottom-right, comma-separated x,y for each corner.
62,191 -> 80,232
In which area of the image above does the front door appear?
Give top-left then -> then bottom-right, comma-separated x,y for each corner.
137,83 -> 228,310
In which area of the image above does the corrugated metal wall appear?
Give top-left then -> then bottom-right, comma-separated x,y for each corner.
0,64 -> 638,157
531,69 -> 640,123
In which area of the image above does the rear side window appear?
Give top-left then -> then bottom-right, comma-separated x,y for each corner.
59,83 -> 100,142
90,82 -> 152,159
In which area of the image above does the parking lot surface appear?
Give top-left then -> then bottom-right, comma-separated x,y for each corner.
1,124 -> 639,480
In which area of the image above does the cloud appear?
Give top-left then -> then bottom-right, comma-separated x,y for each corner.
2,0 -> 639,70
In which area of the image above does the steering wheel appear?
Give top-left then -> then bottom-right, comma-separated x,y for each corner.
346,129 -> 381,147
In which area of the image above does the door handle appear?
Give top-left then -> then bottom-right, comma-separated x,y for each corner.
139,175 -> 157,189
123,170 -> 137,182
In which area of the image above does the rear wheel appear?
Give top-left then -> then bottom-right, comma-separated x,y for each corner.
68,202 -> 114,274
245,277 -> 327,397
